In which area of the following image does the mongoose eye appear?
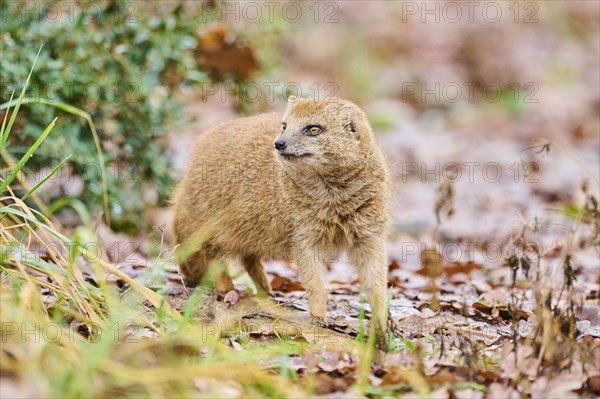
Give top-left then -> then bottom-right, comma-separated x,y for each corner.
281,122 -> 287,132
304,125 -> 323,136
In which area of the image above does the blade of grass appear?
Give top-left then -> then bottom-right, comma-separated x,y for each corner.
0,44 -> 43,149
3,246 -> 71,278
0,206 -> 71,242
22,154 -> 71,201
47,196 -> 93,228
1,149 -> 51,216
0,117 -> 57,194
0,88 -> 16,141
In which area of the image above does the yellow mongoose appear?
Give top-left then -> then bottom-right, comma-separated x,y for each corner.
172,96 -> 392,341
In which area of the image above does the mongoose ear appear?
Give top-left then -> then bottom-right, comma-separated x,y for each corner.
342,103 -> 359,136
287,95 -> 300,103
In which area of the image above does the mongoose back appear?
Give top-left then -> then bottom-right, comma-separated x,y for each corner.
172,96 -> 392,340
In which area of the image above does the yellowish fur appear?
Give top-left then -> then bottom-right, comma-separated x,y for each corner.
171,97 -> 392,343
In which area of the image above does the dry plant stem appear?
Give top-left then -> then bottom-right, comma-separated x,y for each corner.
2,192 -> 182,327
84,253 -> 182,321
522,140 -> 599,184
4,195 -> 105,324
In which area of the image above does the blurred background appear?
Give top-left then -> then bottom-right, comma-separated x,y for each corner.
3,0 -> 599,256
2,2 -> 599,397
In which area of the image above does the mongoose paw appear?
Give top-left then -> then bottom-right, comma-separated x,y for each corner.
182,276 -> 200,289
374,331 -> 390,352
310,316 -> 328,328
215,272 -> 235,294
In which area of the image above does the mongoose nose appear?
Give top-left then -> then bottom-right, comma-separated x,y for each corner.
274,140 -> 287,150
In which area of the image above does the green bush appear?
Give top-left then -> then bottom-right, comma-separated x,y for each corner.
1,0 -> 274,233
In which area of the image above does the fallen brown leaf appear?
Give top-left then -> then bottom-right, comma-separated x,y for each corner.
313,372 -> 352,395
195,24 -> 259,81
429,367 -> 465,385
443,261 -> 482,276
271,275 -> 304,292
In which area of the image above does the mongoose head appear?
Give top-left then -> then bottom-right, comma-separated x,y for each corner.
275,96 -> 374,174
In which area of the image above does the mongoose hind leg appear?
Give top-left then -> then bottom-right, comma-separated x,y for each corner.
179,247 -> 234,294
241,254 -> 272,296
178,248 -> 210,287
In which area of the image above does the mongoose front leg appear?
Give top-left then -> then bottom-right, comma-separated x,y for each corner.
295,251 -> 327,323
241,254 -> 272,296
347,238 -> 390,346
